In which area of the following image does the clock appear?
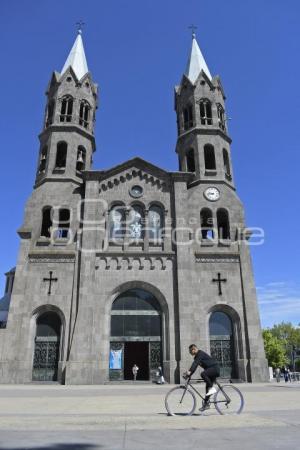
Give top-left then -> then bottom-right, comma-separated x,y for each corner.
129,185 -> 143,198
204,187 -> 220,202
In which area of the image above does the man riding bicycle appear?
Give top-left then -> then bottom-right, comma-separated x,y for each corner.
185,344 -> 220,411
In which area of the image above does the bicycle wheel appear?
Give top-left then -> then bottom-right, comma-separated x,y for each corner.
165,386 -> 196,416
214,384 -> 244,415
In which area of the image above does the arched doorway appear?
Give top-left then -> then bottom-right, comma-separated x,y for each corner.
32,311 -> 61,381
110,288 -> 162,381
209,311 -> 236,378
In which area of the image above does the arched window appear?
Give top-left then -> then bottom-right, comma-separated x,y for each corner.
148,205 -> 164,240
128,205 -> 144,239
209,311 -> 235,378
46,100 -> 55,127
38,146 -> 48,173
217,104 -> 226,131
186,148 -> 196,172
204,144 -> 216,171
183,104 -> 193,130
32,311 -> 62,381
57,208 -> 70,239
41,207 -> 52,238
217,209 -> 230,240
60,96 -> 73,122
199,99 -> 212,125
55,142 -> 67,169
79,100 -> 90,129
200,208 -> 214,239
109,206 -> 126,239
223,149 -> 231,179
76,146 -> 86,171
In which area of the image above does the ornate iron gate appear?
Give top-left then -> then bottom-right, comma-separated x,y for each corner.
32,337 -> 60,381
149,342 -> 162,381
210,336 -> 235,378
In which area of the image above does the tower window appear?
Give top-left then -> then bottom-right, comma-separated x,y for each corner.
55,142 -> 67,169
60,96 -> 73,122
57,208 -> 70,239
199,99 -> 212,125
217,104 -> 226,131
204,144 -> 216,171
41,207 -> 52,238
183,104 -> 193,130
223,149 -> 231,179
38,146 -> 48,174
46,100 -> 55,127
76,146 -> 86,171
217,209 -> 230,240
186,149 -> 196,172
79,100 -> 90,129
200,208 -> 214,240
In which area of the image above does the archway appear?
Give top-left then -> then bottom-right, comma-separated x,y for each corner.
209,311 -> 236,378
32,311 -> 62,381
109,288 -> 163,381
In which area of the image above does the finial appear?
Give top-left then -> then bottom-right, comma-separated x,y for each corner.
76,20 -> 85,34
188,24 -> 197,39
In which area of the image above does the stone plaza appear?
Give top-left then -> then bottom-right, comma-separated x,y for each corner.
0,382 -> 299,449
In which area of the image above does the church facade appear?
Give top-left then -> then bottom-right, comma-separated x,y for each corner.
0,32 -> 269,384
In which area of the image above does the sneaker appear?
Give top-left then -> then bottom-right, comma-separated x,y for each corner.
205,387 -> 217,397
199,403 -> 210,412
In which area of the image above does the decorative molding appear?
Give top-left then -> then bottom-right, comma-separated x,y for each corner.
195,255 -> 239,263
28,253 -> 75,263
95,255 -> 173,271
99,169 -> 167,193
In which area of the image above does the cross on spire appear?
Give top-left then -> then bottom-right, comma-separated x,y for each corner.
43,271 -> 58,296
76,20 -> 85,34
212,273 -> 227,296
188,24 -> 198,38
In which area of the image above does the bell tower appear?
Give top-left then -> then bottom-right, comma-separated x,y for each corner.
175,32 -> 234,188
35,30 -> 98,186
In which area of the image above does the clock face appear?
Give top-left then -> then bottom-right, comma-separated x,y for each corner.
204,187 -> 220,202
129,185 -> 143,198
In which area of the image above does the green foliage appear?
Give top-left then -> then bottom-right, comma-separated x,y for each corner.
262,330 -> 288,368
263,322 -> 300,368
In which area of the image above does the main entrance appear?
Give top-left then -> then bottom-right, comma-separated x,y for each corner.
109,289 -> 162,381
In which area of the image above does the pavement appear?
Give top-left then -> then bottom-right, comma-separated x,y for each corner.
0,381 -> 299,449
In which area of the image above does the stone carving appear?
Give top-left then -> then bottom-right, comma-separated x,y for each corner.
99,169 -> 167,193
96,255 -> 173,270
195,256 -> 239,263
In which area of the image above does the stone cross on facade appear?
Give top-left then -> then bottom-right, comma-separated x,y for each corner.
212,273 -> 227,296
43,271 -> 58,295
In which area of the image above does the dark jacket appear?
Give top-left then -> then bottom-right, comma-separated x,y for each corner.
189,350 -> 219,374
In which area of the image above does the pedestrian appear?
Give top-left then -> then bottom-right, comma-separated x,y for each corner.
156,366 -> 165,384
275,367 -> 281,382
132,364 -> 139,381
287,367 -> 292,382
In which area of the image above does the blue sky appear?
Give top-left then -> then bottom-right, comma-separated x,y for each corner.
0,0 -> 299,328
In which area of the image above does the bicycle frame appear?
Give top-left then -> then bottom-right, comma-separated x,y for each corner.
181,378 -> 231,406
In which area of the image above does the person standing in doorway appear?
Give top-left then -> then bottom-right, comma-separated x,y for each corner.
157,366 -> 165,384
132,364 -> 139,381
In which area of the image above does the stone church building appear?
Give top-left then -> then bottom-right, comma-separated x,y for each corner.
0,31 -> 268,384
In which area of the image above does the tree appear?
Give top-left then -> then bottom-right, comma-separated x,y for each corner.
262,330 -> 288,368
267,322 -> 300,367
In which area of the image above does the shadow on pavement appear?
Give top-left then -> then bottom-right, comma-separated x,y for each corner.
0,444 -> 101,450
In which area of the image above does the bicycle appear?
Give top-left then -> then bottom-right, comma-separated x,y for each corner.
165,376 -> 244,416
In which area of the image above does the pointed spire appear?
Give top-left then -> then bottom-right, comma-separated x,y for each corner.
185,32 -> 212,83
61,30 -> 89,80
